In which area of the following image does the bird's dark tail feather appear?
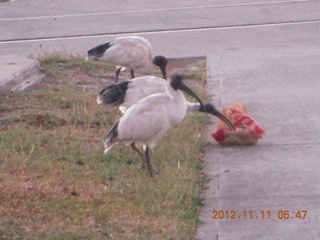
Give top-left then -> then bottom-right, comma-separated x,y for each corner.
87,42 -> 111,57
97,81 -> 130,106
104,120 -> 119,153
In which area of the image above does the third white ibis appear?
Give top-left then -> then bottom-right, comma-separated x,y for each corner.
86,36 -> 167,82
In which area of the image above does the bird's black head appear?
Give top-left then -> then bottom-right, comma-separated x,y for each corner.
86,42 -> 111,60
200,103 -> 235,130
153,55 -> 167,79
170,74 -> 183,90
170,74 -> 204,106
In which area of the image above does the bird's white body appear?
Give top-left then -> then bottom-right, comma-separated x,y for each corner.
121,77 -> 167,106
87,36 -> 153,69
87,36 -> 168,82
104,81 -> 187,152
119,76 -> 169,113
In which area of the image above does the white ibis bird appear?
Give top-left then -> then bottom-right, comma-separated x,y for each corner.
97,76 -> 235,130
103,75 -> 234,177
86,36 -> 168,82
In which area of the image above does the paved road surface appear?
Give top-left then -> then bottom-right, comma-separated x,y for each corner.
1,0 -> 320,239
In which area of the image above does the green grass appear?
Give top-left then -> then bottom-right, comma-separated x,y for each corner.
0,55 -> 209,240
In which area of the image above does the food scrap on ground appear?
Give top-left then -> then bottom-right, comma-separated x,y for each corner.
211,103 -> 265,145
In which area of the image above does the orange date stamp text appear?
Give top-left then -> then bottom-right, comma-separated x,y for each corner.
212,210 -> 308,220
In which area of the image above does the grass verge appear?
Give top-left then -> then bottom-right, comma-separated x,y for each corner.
0,55 -> 210,240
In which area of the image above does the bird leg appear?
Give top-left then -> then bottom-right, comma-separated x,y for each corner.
115,67 -> 122,83
130,143 -> 146,169
130,69 -> 135,79
130,143 -> 158,176
144,147 -> 154,178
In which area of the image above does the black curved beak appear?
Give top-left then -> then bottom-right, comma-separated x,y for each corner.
170,75 -> 204,106
200,103 -> 235,130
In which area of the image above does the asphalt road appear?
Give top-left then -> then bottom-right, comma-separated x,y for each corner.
1,0 -> 320,239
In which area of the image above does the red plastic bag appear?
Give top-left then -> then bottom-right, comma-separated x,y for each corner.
211,103 -> 265,145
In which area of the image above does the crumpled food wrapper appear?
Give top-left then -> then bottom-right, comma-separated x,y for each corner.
211,103 -> 265,145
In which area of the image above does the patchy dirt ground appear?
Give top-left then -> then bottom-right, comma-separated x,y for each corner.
28,56 -> 207,94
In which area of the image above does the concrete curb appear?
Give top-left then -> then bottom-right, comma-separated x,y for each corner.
0,55 -> 45,94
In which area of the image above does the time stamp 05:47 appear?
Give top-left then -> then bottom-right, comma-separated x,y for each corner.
212,210 -> 308,220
